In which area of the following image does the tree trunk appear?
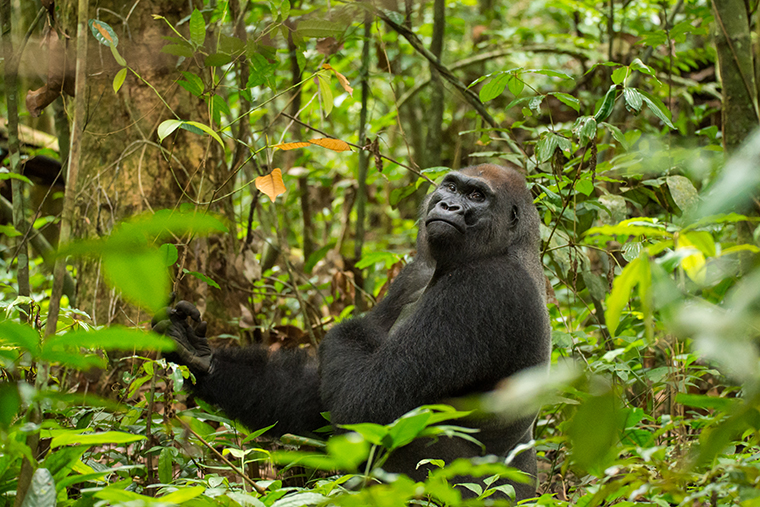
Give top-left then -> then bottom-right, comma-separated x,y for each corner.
712,0 -> 758,153
56,0 -> 242,327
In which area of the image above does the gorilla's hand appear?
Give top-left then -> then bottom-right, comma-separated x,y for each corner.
152,300 -> 212,374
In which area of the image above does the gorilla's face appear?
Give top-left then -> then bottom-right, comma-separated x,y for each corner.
423,164 -> 529,266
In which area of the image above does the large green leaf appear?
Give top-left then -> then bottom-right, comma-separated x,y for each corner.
0,320 -> 39,350
567,390 -> 624,472
51,431 -> 146,448
189,9 -> 206,47
20,468 -> 56,507
102,247 -> 169,313
42,327 -> 175,354
604,255 -> 651,336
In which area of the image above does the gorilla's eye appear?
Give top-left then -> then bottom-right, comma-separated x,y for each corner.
469,191 -> 485,202
444,182 -> 457,192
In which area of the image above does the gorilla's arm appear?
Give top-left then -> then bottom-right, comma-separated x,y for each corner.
366,256 -> 434,334
319,258 -> 549,426
191,347 -> 326,436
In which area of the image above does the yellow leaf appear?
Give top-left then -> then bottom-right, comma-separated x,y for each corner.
322,63 -> 353,96
308,138 -> 351,152
255,168 -> 287,202
273,141 -> 311,151
676,233 -> 706,284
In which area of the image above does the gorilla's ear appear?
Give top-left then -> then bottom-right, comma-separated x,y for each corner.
509,205 -> 520,227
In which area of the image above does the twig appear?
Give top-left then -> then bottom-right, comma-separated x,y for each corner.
176,417 -> 267,494
280,112 -> 435,185
396,45 -> 591,110
375,9 -> 524,157
46,0 -> 89,338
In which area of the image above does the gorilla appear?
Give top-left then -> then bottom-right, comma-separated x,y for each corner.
156,164 -> 551,500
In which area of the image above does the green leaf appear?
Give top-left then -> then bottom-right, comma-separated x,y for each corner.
158,447 -> 173,484
593,85 -> 617,122
183,269 -> 221,289
88,19 -> 119,47
576,177 -> 594,196
605,256 -> 645,336
667,175 -> 699,214
630,58 -> 660,84
113,68 -> 127,93
0,224 -> 21,237
205,53 -> 232,67
179,71 -> 204,96
339,422 -> 388,445
637,89 -> 675,129
160,243 -> 179,266
550,92 -> 580,112
161,486 -> 205,504
317,73 -> 333,116
0,320 -> 39,350
601,122 -> 628,150
42,327 -> 175,353
567,390 -> 623,472
507,74 -> 524,96
102,247 -> 169,313
536,132 -> 567,163
51,431 -> 146,448
305,242 -> 336,273
180,123 -> 204,135
189,9 -> 206,47
184,121 -> 225,147
574,116 -> 597,146
623,87 -> 643,114
324,433 -> 370,471
675,393 -> 737,411
528,95 -> 544,115
0,172 -> 33,184
211,95 -> 232,124
387,411 -> 432,450
296,18 -> 346,38
0,383 -> 20,428
122,209 -> 228,237
157,119 -> 182,141
479,73 -> 509,102
611,66 -> 628,85
20,468 -> 56,507
585,223 -> 671,238
161,43 -> 194,58
527,68 -> 574,80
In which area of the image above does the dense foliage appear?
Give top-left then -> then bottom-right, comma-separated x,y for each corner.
2,0 -> 760,505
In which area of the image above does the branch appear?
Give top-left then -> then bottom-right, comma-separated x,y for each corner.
176,418 -> 266,495
375,9 -> 524,156
396,44 -> 593,109
280,112 -> 436,185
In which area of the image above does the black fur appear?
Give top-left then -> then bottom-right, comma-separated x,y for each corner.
178,164 -> 551,501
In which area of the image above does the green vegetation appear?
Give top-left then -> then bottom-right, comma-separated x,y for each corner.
2,0 -> 760,505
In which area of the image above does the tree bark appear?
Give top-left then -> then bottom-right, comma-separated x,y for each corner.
55,0 -> 242,327
712,0 -> 759,153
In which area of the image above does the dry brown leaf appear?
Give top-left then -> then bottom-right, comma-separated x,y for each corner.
273,141 -> 311,151
255,168 -> 287,202
322,63 -> 353,96
92,21 -> 116,45
309,138 -> 352,152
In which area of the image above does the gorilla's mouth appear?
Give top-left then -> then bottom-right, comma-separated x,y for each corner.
425,218 -> 465,233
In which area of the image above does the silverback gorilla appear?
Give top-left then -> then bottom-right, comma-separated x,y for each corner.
155,164 -> 551,500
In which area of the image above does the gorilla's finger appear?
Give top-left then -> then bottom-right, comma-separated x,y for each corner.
196,321 -> 207,338
151,307 -> 171,327
152,319 -> 171,334
174,300 -> 201,321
